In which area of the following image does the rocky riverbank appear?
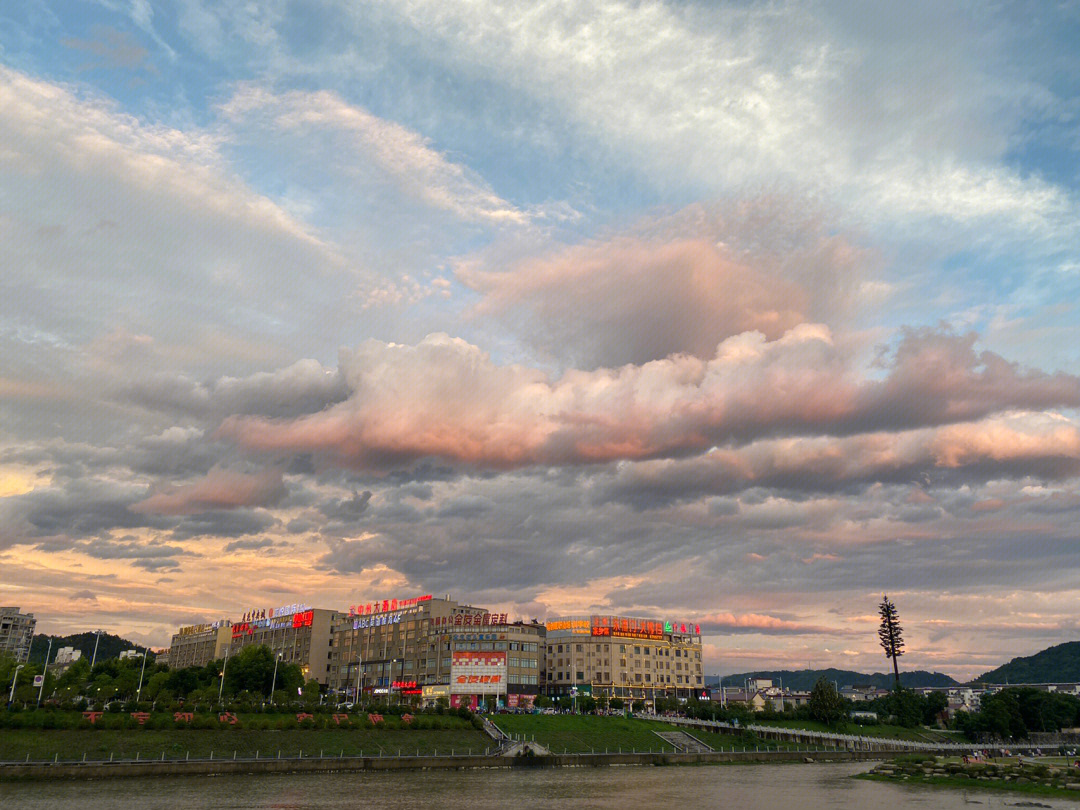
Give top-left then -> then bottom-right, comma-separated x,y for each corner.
862,756 -> 1080,800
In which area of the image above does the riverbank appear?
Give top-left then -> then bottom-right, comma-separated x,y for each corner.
1,747 -> 884,781
858,756 -> 1080,801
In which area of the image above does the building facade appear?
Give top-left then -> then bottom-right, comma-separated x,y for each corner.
228,605 -> 341,685
0,607 -> 36,663
168,621 -> 233,669
327,594 -> 543,708
544,615 -> 704,700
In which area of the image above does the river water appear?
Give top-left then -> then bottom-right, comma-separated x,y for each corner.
1,762 -> 1071,809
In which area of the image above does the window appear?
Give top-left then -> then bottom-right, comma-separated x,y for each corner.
576,671 -> 584,681
634,646 -> 641,655
576,644 -> 583,652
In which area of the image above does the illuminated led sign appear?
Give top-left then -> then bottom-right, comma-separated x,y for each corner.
547,619 -> 590,634
177,621 -> 225,637
348,594 -> 432,617
431,612 -> 508,628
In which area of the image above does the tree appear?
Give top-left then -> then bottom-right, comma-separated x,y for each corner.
807,677 -> 846,727
878,595 -> 905,689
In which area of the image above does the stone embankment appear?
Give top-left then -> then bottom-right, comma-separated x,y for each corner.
2,748 -> 883,781
870,757 -> 1080,792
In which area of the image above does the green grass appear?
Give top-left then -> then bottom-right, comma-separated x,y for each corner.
0,727 -> 492,762
491,714 -> 805,754
492,714 -> 689,753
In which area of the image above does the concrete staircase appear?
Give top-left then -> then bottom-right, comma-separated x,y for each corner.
654,730 -> 713,753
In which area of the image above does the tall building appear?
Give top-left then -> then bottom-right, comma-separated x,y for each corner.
228,605 -> 342,685
0,607 -> 36,663
328,594 -> 543,708
545,615 -> 704,701
168,621 -> 232,669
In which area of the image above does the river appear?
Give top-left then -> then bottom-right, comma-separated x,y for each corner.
1,762 -> 1071,808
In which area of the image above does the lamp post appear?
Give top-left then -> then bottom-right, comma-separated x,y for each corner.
217,648 -> 229,705
90,629 -> 103,669
8,664 -> 24,705
136,646 -> 149,703
270,651 -> 282,706
36,638 -> 53,707
354,654 -> 363,706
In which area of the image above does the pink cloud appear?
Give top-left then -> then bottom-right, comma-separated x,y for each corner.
216,328 -> 1080,479
130,466 -> 286,515
698,612 -> 853,636
459,202 -> 866,367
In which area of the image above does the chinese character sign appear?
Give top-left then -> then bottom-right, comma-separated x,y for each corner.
450,651 -> 507,695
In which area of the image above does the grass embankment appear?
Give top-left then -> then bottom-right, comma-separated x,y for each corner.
491,714 -> 800,754
857,756 -> 1080,801
0,723 -> 490,762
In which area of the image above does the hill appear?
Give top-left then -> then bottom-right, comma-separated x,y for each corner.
709,668 -> 959,691
972,640 -> 1080,684
27,631 -> 147,667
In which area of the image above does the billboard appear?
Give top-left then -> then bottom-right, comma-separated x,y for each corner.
450,651 -> 506,695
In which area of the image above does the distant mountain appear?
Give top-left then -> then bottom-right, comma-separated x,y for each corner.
708,668 -> 959,691
27,631 -> 148,667
972,641 -> 1080,685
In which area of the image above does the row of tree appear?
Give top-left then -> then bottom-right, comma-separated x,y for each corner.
2,646 -> 317,709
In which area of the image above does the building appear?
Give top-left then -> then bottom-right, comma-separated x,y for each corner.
327,594 -> 544,709
49,646 -> 83,675
544,615 -> 704,700
167,621 -> 232,669
0,607 -> 36,663
227,604 -> 341,685
118,649 -> 140,660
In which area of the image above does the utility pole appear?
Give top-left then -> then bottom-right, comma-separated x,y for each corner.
270,652 -> 282,705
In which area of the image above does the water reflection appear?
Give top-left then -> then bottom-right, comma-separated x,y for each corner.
1,762 -> 1071,809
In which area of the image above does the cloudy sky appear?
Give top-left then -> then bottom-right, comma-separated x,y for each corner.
2,1 -> 1078,680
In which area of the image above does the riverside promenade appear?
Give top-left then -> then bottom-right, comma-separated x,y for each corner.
1,746 -> 889,781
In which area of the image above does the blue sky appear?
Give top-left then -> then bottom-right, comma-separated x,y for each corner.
1,1 -> 1079,679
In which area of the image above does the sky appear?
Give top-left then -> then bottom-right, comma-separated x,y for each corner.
1,1 -> 1079,681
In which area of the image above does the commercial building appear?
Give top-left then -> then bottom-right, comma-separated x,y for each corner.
327,594 -> 543,709
228,605 -> 341,685
544,615 -> 704,700
0,607 -> 36,663
167,621 -> 232,669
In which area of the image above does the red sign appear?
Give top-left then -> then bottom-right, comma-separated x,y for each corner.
82,711 -> 103,724
392,680 -> 417,689
348,594 -> 432,617
218,712 -> 238,725
332,714 -> 349,725
292,609 -> 314,628
231,622 -> 254,638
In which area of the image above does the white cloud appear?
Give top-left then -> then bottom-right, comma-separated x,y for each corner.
220,84 -> 527,225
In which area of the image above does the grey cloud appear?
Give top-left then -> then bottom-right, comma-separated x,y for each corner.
319,490 -> 372,523
169,509 -> 277,540
223,537 -> 279,552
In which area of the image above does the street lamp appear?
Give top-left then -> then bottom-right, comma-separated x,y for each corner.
270,652 -> 282,705
217,648 -> 229,705
90,629 -> 103,669
8,664 -> 24,705
136,646 -> 149,703
354,654 -> 363,707
36,638 -> 53,707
